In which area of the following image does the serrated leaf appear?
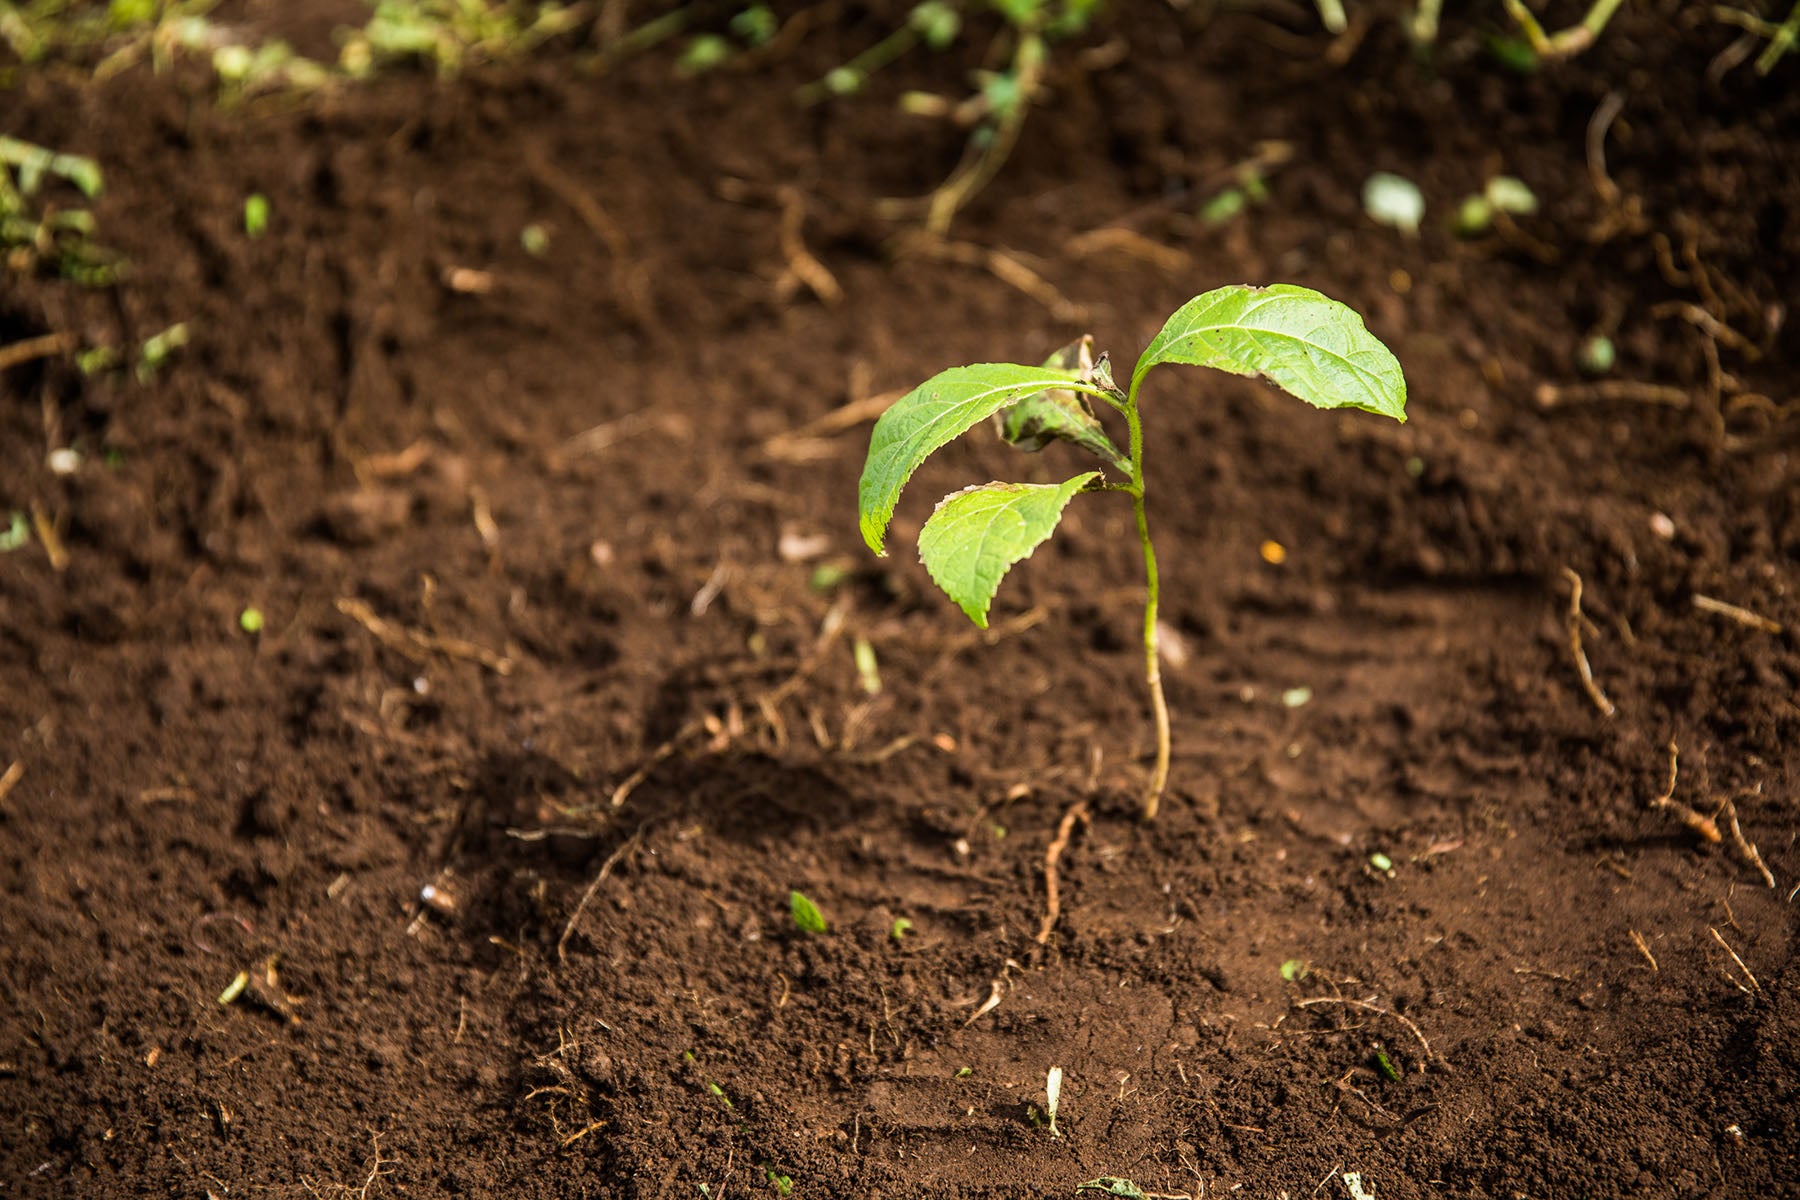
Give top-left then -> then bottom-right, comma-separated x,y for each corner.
858,364 -> 1113,555
993,336 -> 1130,472
1132,284 -> 1406,422
917,473 -> 1098,628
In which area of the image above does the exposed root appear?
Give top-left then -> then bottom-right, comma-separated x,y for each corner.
1035,800 -> 1090,944
0,331 -> 75,373
300,1131 -> 396,1199
1627,929 -> 1658,972
775,185 -> 842,306
610,600 -> 850,808
1065,226 -> 1192,274
29,505 -> 68,572
1647,739 -> 1721,844
1560,568 -> 1615,717
899,233 -> 1084,322
1294,996 -> 1437,1065
1535,380 -> 1689,410
1720,793 -> 1777,888
761,390 -> 901,462
1708,926 -> 1763,998
1691,593 -> 1784,635
523,145 -> 654,327
0,760 -> 22,811
962,958 -> 1022,1026
557,831 -> 645,961
1650,301 -> 1759,359
335,597 -> 515,675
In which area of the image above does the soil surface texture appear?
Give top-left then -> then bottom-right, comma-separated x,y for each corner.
3,4 -> 1799,1197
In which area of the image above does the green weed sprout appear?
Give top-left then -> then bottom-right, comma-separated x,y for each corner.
788,890 -> 827,933
243,192 -> 270,237
857,285 -> 1406,819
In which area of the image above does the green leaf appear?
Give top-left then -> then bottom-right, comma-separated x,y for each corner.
858,363 -> 1112,554
993,337 -> 1130,472
1131,285 -> 1406,423
1075,1179 -> 1148,1199
917,472 -> 1098,628
789,890 -> 828,934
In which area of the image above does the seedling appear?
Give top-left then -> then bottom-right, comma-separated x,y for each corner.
788,890 -> 827,933
136,322 -> 190,383
239,607 -> 265,634
890,916 -> 914,941
1451,175 -> 1537,237
243,192 -> 269,237
1576,334 -> 1615,376
1045,1065 -> 1064,1137
857,285 -> 1406,817
0,512 -> 30,554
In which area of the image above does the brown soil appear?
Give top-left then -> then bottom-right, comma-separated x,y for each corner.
3,5 -> 1798,1197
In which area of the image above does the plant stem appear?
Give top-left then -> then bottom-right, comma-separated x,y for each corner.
1124,388 -> 1170,819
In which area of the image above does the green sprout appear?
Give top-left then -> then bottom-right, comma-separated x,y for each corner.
1576,334 -> 1615,376
677,33 -> 732,75
857,286 -> 1406,818
239,607 -> 265,634
890,916 -> 914,941
136,322 -> 190,383
788,890 -> 827,934
0,512 -> 30,554
1501,0 -> 1625,60
1373,1043 -> 1402,1081
1714,4 -> 1800,74
852,636 -> 881,694
1452,175 -> 1538,237
1045,1064 -> 1064,1137
520,223 -> 551,257
729,5 -> 777,46
1,135 -> 117,284
243,192 -> 269,237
